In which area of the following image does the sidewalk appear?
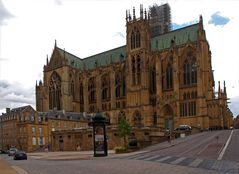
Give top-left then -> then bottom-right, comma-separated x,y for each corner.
0,157 -> 18,174
28,136 -> 189,160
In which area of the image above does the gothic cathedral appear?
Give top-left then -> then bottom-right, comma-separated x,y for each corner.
36,5 -> 232,134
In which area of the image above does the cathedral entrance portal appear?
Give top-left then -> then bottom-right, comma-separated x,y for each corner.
162,105 -> 174,131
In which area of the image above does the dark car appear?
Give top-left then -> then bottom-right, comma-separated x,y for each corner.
14,151 -> 27,160
175,125 -> 192,131
8,148 -> 18,156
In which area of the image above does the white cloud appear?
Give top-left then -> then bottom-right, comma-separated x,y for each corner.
0,80 -> 35,114
0,0 -> 238,116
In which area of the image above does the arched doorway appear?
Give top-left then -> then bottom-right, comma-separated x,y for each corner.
162,104 -> 174,131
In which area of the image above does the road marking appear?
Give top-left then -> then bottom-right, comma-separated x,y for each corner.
217,130 -> 233,160
12,166 -> 29,174
143,155 -> 159,161
156,156 -> 171,162
170,157 -> 186,165
189,158 -> 203,167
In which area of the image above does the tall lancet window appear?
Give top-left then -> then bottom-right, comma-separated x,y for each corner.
191,58 -> 197,84
131,28 -> 141,49
166,63 -> 173,89
136,56 -> 141,84
132,57 -> 136,85
49,72 -> 61,110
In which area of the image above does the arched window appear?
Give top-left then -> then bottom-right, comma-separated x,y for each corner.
150,66 -> 156,94
131,31 -> 135,49
79,82 -> 84,112
166,63 -> 173,89
183,61 -> 190,85
79,83 -> 84,102
132,57 -> 136,85
136,56 -> 141,84
191,58 -> 197,84
49,72 -> 61,110
88,77 -> 96,104
131,28 -> 141,49
122,73 -> 126,96
182,51 -> 197,86
136,30 -> 141,48
101,74 -> 110,101
115,73 -> 121,98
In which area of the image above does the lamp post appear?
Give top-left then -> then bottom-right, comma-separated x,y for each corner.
88,112 -> 109,157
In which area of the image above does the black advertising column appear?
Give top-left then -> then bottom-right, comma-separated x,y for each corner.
89,112 -> 109,157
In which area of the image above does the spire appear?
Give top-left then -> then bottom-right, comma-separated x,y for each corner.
223,80 -> 227,94
218,81 -> 221,98
129,11 -> 132,21
126,10 -> 128,22
199,15 -> 204,30
133,7 -> 136,20
140,4 -> 143,19
54,39 -> 57,47
46,55 -> 49,65
144,8 -> 147,20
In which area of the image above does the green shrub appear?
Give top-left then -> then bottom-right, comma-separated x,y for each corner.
114,146 -> 127,153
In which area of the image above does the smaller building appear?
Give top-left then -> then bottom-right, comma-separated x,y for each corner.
0,106 -> 89,152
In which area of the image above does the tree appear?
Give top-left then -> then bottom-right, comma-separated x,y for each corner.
117,116 -> 132,149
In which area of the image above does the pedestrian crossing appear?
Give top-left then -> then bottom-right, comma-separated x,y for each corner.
113,153 -> 239,174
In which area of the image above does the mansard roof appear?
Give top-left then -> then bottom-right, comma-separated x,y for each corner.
10,105 -> 35,113
54,23 -> 199,71
38,110 -> 91,121
151,23 -> 199,51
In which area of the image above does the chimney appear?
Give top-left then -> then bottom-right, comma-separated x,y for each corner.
6,108 -> 11,114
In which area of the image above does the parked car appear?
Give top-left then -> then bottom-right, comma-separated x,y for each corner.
14,151 -> 27,160
8,148 -> 18,156
0,149 -> 7,154
175,125 -> 192,131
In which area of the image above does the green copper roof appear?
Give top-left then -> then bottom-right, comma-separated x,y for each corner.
151,23 -> 199,51
83,46 -> 126,70
56,23 -> 199,71
57,46 -> 126,70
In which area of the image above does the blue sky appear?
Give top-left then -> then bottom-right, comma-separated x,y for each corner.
0,0 -> 238,117
209,12 -> 230,26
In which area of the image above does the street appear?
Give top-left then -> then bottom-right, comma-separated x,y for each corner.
1,129 -> 239,174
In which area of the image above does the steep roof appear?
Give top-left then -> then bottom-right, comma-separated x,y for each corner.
151,23 -> 199,51
55,23 -> 199,71
11,105 -> 35,113
57,46 -> 126,70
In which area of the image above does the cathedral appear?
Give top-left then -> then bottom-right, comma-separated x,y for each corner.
35,4 -> 233,148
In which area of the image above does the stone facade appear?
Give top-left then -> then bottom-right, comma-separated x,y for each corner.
34,7 -> 233,150
0,106 -> 88,152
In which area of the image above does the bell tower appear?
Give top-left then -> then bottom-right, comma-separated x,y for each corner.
125,5 -> 151,108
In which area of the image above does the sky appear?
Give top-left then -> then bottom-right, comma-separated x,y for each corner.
0,0 -> 238,116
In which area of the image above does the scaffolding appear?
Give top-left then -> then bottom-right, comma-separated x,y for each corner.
149,3 -> 172,37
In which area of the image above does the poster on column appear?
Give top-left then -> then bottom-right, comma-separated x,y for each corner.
95,126 -> 105,154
